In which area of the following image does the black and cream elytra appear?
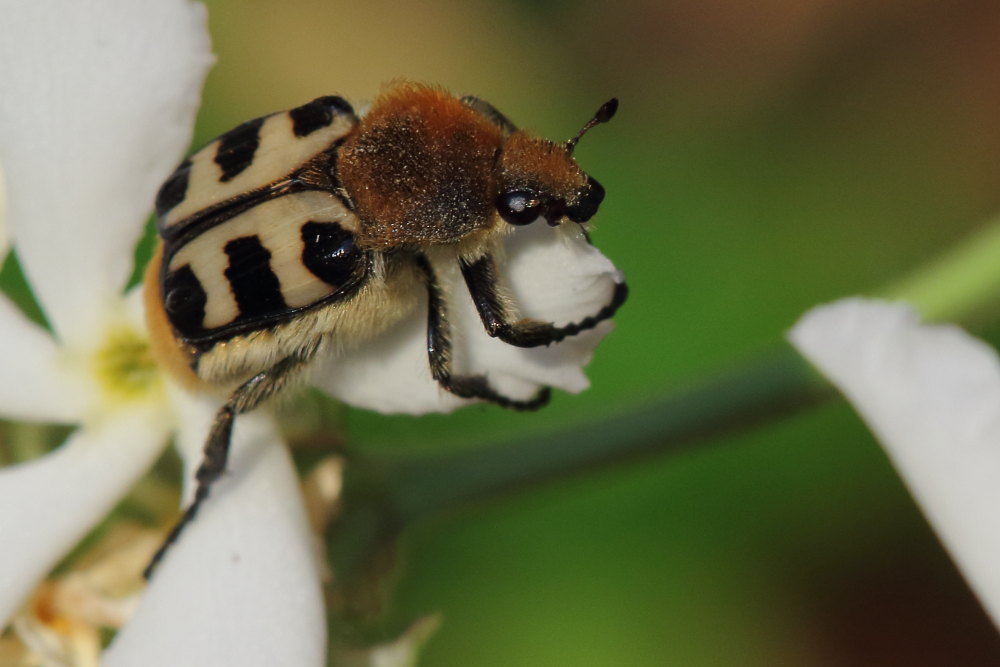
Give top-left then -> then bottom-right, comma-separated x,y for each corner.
143,81 -> 627,576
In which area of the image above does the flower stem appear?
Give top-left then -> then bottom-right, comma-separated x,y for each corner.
327,345 -> 829,611
385,346 -> 827,521
881,215 -> 1000,322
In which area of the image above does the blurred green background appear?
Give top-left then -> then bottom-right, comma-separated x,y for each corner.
203,0 -> 1000,663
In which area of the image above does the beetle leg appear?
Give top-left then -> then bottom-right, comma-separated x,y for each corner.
459,95 -> 518,136
416,254 -> 549,411
144,346 -> 318,579
460,253 -> 628,348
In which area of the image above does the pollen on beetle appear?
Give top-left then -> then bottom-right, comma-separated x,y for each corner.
91,326 -> 161,403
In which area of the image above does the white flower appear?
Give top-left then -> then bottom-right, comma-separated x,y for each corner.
789,298 -> 1000,627
0,1 -> 325,664
0,0 -> 624,662
0,164 -> 7,258
315,219 -> 622,414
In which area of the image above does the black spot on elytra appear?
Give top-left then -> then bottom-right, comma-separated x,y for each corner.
224,236 -> 286,319
155,159 -> 191,216
163,264 -> 207,338
215,117 -> 265,182
290,96 -> 355,137
301,221 -> 362,286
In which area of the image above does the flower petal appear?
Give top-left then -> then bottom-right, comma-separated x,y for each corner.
0,163 -> 8,258
314,223 -> 623,414
104,398 -> 326,667
0,409 -> 169,629
0,293 -> 86,423
0,0 -> 213,340
310,306 -> 467,415
459,223 -> 622,397
789,298 -> 1000,626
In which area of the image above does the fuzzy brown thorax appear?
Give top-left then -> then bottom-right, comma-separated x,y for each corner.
338,84 -> 505,249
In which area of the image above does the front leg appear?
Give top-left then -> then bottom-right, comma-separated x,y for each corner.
417,254 -> 549,411
461,253 -> 628,348
144,344 -> 319,579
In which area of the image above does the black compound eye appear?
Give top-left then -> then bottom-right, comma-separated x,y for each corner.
496,190 -> 544,226
567,176 -> 605,223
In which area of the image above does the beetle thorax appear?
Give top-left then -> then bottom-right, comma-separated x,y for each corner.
338,84 -> 506,249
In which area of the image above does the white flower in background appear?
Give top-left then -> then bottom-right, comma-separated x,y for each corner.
0,1 -> 325,664
789,298 -> 1000,628
0,165 -> 7,258
0,0 -> 623,663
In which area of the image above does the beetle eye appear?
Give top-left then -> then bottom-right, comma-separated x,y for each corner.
566,176 -> 605,223
496,190 -> 544,226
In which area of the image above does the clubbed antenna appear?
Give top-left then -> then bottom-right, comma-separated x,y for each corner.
566,98 -> 618,154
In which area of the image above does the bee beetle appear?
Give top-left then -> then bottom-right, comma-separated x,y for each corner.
143,81 -> 625,576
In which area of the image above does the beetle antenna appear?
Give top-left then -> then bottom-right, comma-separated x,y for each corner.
566,98 -> 618,154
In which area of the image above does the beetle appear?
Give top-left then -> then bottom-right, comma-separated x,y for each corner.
142,81 -> 625,576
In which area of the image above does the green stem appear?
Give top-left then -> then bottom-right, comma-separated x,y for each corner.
328,344 -> 828,626
880,215 -> 1000,322
347,344 -> 827,526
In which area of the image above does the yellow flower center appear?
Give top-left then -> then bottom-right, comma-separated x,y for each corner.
92,326 -> 161,403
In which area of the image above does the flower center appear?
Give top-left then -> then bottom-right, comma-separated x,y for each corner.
92,326 -> 160,403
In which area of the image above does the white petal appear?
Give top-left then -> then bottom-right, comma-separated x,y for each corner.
0,292 -> 86,423
0,0 -> 213,340
0,409 -> 169,628
0,162 -> 8,258
789,298 -> 1000,626
459,223 -> 621,397
314,223 -> 623,414
311,307 -> 468,415
105,401 -> 326,667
